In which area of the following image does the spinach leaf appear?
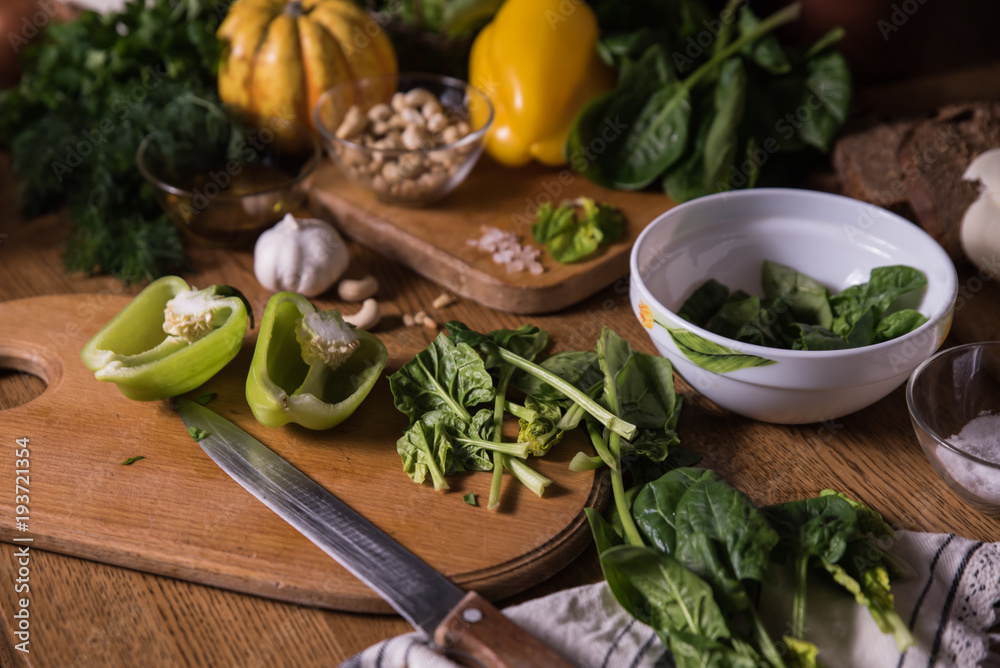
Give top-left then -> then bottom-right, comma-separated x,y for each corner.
532,198 -> 626,264
874,310 -> 928,343
765,495 -> 858,565
819,489 -> 895,541
632,467 -> 707,554
703,58 -> 747,194
599,544 -> 733,642
673,471 -> 780,609
678,279 -> 731,328
761,260 -> 833,329
787,324 -> 851,351
388,332 -> 495,424
396,416 -> 452,491
797,49 -> 852,152
738,7 -> 791,74
608,81 -> 693,189
517,396 -> 564,456
662,100 -> 714,203
820,556 -> 914,652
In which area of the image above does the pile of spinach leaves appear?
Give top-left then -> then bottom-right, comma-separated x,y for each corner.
679,261 -> 929,350
589,469 -> 913,667
531,197 -> 626,264
388,323 -> 698,511
569,0 -> 851,201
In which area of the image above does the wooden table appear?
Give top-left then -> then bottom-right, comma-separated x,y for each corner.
3,107 -> 1000,667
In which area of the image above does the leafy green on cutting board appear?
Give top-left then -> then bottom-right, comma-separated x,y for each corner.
531,198 -> 626,263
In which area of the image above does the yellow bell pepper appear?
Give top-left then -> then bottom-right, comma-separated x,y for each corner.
469,0 -> 615,168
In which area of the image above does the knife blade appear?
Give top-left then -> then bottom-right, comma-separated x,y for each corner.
177,398 -> 575,668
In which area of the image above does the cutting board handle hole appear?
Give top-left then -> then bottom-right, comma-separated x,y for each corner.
0,345 -> 62,410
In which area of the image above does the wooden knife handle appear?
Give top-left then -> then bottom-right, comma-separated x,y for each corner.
433,591 -> 576,668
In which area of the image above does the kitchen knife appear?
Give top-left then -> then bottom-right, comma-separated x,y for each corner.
177,398 -> 575,668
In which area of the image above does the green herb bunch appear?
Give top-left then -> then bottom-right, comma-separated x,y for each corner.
0,0 -> 238,282
569,0 -> 851,200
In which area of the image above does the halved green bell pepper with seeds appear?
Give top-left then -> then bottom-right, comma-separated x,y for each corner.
80,275 -> 252,401
245,292 -> 387,430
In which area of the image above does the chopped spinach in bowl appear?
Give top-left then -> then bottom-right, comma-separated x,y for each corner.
678,261 -> 928,350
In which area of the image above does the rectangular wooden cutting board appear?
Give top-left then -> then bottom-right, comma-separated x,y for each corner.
0,295 -> 608,613
310,158 -> 676,314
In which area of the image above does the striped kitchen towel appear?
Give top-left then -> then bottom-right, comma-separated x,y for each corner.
340,531 -> 1000,668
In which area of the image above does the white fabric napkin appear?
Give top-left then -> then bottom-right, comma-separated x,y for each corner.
340,531 -> 1000,668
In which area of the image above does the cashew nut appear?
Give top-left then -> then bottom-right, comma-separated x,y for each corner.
342,298 -> 381,331
338,274 -> 379,302
333,88 -> 477,202
335,105 -> 367,140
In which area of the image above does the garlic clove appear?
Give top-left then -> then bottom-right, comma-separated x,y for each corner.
960,193 -> 1000,273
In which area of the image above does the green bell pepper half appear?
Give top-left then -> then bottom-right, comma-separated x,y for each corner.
80,275 -> 251,401
245,292 -> 388,430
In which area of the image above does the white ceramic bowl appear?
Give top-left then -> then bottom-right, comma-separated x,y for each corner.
629,188 -> 958,424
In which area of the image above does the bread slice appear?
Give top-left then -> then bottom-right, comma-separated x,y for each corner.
899,102 -> 1000,263
833,117 -> 917,219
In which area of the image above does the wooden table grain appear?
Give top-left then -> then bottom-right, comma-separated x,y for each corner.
2,126 -> 1000,666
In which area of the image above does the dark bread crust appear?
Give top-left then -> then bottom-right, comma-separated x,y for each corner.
833,102 -> 1000,265
899,103 -> 1000,263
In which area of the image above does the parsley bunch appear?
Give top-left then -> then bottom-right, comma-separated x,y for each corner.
0,0 -> 232,282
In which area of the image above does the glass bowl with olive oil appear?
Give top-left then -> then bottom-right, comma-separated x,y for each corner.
137,115 -> 321,247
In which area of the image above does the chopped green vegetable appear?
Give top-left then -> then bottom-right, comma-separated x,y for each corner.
246,292 -> 387,430
531,198 -> 626,263
121,456 -> 146,466
80,276 -> 250,401
463,491 -> 478,507
187,427 -> 209,442
194,392 -> 218,406
678,261 -> 928,350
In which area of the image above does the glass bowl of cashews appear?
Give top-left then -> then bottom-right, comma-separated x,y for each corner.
313,73 -> 494,206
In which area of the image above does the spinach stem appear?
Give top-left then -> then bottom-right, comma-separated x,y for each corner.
504,456 -> 551,497
504,400 -> 536,422
609,432 -> 644,547
747,604 -> 787,668
489,371 -> 514,510
586,421 -> 618,471
569,452 -> 604,472
496,349 -> 637,440
793,553 -> 809,640
556,381 -> 602,431
455,438 -> 529,459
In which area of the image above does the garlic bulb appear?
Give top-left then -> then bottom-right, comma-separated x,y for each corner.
254,213 -> 349,297
961,149 -> 1000,274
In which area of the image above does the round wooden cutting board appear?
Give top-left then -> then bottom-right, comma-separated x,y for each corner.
0,295 -> 609,613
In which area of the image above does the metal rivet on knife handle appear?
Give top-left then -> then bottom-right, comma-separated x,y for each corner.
434,592 -> 575,668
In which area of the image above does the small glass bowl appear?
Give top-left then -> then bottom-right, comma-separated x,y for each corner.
313,73 -> 493,207
907,342 -> 1000,513
137,117 -> 321,247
